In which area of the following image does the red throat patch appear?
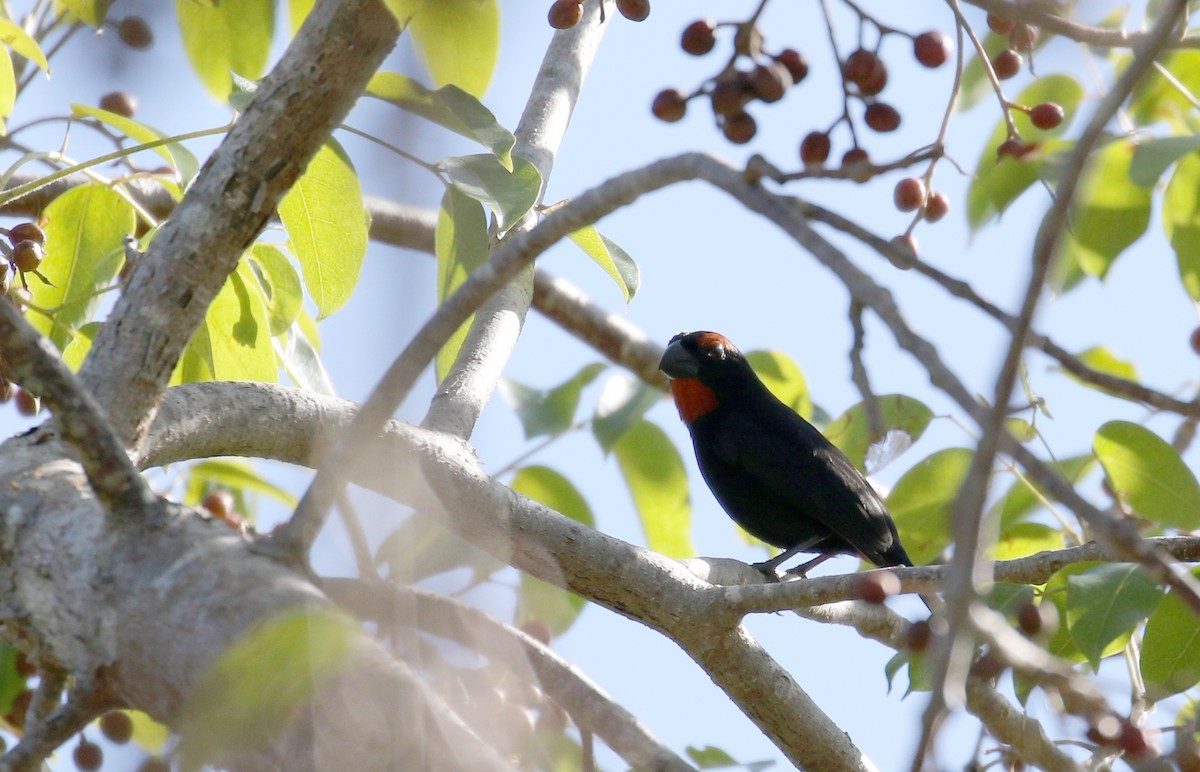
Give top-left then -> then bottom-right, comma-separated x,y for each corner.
670,378 -> 719,424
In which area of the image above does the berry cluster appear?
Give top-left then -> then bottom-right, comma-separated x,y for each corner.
987,12 -> 1038,82
0,222 -> 49,416
548,0 -> 649,29
652,19 -> 809,144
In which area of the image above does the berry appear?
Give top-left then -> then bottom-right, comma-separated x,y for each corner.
7,222 -> 45,247
991,49 -> 1022,80
800,131 -> 831,166
733,25 -> 762,58
14,388 -> 38,416
841,147 -> 871,180
905,619 -> 932,651
137,760 -> 171,772
1029,101 -> 1065,130
969,651 -> 1004,680
1017,601 -> 1043,636
864,102 -> 901,132
14,651 -> 34,678
893,178 -> 927,212
776,49 -> 809,84
73,738 -> 103,771
519,620 -> 553,646
923,192 -> 950,223
987,13 -> 1016,35
749,62 -> 791,103
721,112 -> 757,144
651,88 -> 687,122
202,490 -> 235,519
100,711 -> 134,744
547,0 -> 582,29
997,137 -> 1028,160
681,19 -> 716,56
913,30 -> 952,68
1009,23 -> 1038,52
710,76 -> 749,116
117,16 -> 153,49
889,234 -> 918,268
616,0 -> 649,22
1119,721 -> 1149,757
10,240 -> 44,272
844,49 -> 887,95
1190,326 -> 1200,355
856,570 -> 900,604
99,91 -> 137,118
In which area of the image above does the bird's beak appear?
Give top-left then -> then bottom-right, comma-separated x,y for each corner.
659,340 -> 700,379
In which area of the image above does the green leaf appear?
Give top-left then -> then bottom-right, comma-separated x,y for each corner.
31,185 -> 135,350
278,317 -> 334,395
885,448 -> 973,565
279,139 -> 370,319
1067,563 -> 1163,669
993,455 -> 1095,531
61,321 -> 101,372
1163,151 -> 1200,300
1058,140 -> 1151,280
566,226 -> 640,302
56,0 -> 111,26
0,47 -> 13,125
375,513 -> 504,583
988,583 -> 1037,618
0,645 -> 24,717
185,459 -> 298,510
176,0 -> 274,102
175,260 -> 277,384
1129,51 -> 1200,128
442,153 -> 541,234
511,466 -> 594,635
1043,564 -> 1119,664
365,72 -> 514,170
1057,346 -> 1140,399
499,363 -> 606,440
1142,566 -> 1200,700
613,420 -> 693,559
824,394 -> 934,471
0,18 -> 49,74
686,746 -> 738,769
745,349 -> 812,420
991,521 -> 1064,561
71,104 -> 201,186
404,0 -> 500,98
1130,136 -> 1200,187
128,711 -> 169,756
178,609 -> 355,769
246,245 -> 303,337
287,0 -> 316,36
433,185 -> 489,383
592,374 -> 662,454
968,75 -> 1083,229
1094,420 -> 1200,529
956,32 -> 1009,113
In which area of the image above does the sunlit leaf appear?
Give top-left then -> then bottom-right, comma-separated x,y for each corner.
185,459 -> 298,510
287,0 -> 316,36
176,0 -> 273,102
993,455 -> 1094,531
566,226 -> 640,302
32,185 -> 135,350
512,466 -> 594,634
1142,566 -> 1200,700
613,420 -> 693,558
0,18 -> 49,74
886,448 -> 972,565
178,609 -> 356,768
279,139 -> 370,319
61,322 -> 101,372
366,72 -> 514,170
1163,151 -> 1200,300
1131,136 -> 1200,187
400,0 -> 500,98
246,245 -> 303,337
824,394 -> 933,472
278,318 -> 335,396
1067,563 -> 1163,668
128,710 -> 169,755
1058,140 -> 1151,280
745,349 -> 812,420
442,153 -> 541,234
433,185 -> 489,382
1043,563 -> 1127,664
990,522 -> 1063,561
1128,50 -> 1200,128
592,374 -> 662,454
56,0 -> 110,26
1057,346 -> 1140,399
1094,420 -> 1200,528
72,104 -> 201,186
175,260 -> 277,384
376,513 -> 503,583
499,363 -> 607,440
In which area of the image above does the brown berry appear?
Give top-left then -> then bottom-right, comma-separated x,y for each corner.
987,13 -> 1016,35
856,570 -> 900,604
749,62 -> 791,103
710,76 -> 749,116
14,387 -> 38,416
889,234 -> 918,268
519,620 -> 553,646
681,19 -> 716,56
845,49 -> 888,95
547,0 -> 582,30
5,688 -> 31,729
10,240 -> 43,272
137,760 -> 171,772
991,49 -> 1022,80
99,91 -> 137,118
73,739 -> 103,771
913,30 -> 952,68
1029,101 -> 1064,130
1009,24 -> 1039,52
1016,601 -> 1043,636
905,619 -> 932,652
1119,721 -> 1150,757
1190,326 -> 1200,355
202,490 -> 235,519
733,25 -> 762,58
14,651 -> 34,678
100,711 -> 134,744
923,191 -> 950,223
651,88 -> 687,122
7,222 -> 45,247
969,651 -> 1004,680
894,177 -> 927,212
776,49 -> 809,84
721,112 -> 757,144
800,132 -> 831,166
864,102 -> 901,132
616,0 -> 649,22
841,147 -> 871,181
997,137 -> 1027,160
117,16 -> 153,49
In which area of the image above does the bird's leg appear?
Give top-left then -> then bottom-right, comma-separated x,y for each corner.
784,553 -> 834,579
752,537 -> 823,579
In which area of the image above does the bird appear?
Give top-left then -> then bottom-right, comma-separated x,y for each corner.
659,330 -> 918,579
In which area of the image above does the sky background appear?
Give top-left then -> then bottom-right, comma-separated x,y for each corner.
2,0 -> 1196,768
